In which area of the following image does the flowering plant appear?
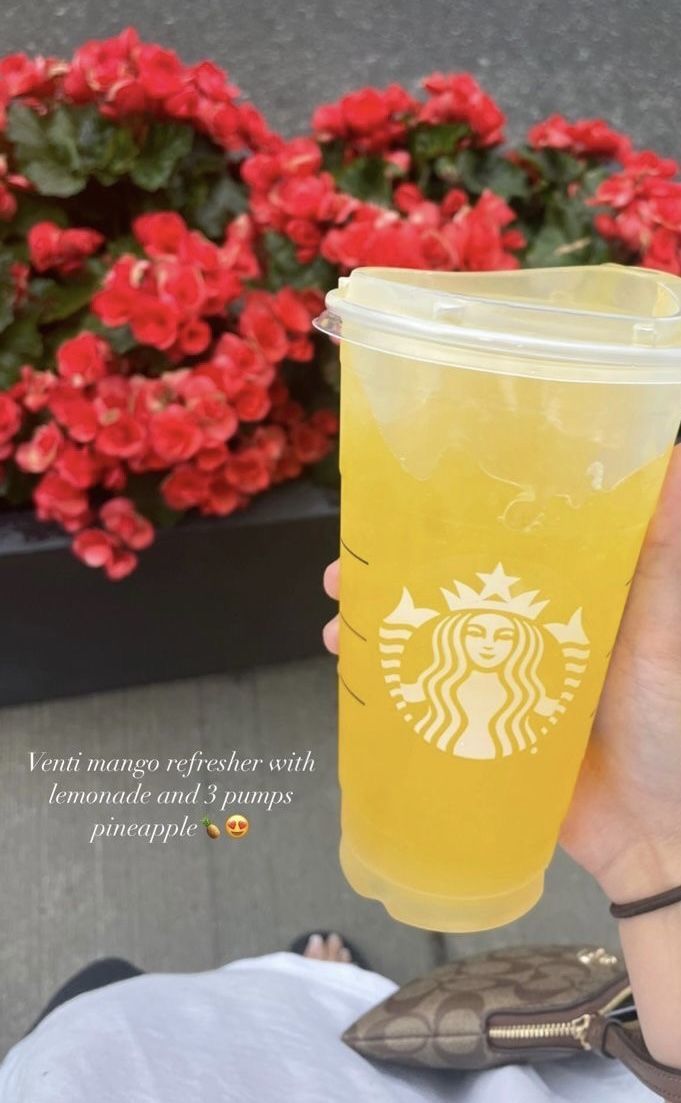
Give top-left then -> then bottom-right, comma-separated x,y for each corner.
0,31 -> 679,577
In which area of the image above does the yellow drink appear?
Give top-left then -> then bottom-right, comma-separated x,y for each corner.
317,265 -> 681,932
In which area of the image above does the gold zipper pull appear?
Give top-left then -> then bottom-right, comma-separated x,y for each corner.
571,1013 -> 593,1050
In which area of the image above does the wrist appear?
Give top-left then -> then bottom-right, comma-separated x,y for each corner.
595,834 -> 681,906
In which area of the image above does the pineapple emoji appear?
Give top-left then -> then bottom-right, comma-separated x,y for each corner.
202,816 -> 220,839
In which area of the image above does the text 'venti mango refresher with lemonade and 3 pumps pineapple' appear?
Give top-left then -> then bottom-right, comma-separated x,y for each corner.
314,264 -> 681,933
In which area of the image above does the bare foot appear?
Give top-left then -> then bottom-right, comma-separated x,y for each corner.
302,932 -> 352,964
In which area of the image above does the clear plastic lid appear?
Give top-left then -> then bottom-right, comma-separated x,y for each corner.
314,265 -> 681,382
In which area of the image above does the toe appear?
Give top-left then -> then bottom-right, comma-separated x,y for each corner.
303,933 -> 325,960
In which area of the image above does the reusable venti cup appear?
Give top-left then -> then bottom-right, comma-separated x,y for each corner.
314,264 -> 681,933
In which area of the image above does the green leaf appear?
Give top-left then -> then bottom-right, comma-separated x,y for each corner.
9,193 -> 70,234
75,107 -> 139,183
524,221 -> 600,267
2,465 -> 35,507
320,139 -> 345,174
263,232 -> 336,292
81,313 -> 138,354
31,261 -> 104,324
45,107 -> 81,172
445,150 -> 530,200
9,103 -> 86,197
0,315 -> 43,382
22,159 -> 84,197
524,225 -> 571,267
334,156 -> 392,206
581,164 -> 612,198
6,102 -> 47,154
515,145 -> 585,186
107,234 -> 145,260
409,122 -> 470,162
192,175 -> 248,238
131,121 -> 194,191
0,250 -> 17,328
125,472 -> 182,527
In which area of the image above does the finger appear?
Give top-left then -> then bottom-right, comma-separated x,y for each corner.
621,444 -> 681,650
639,443 -> 681,559
323,559 -> 340,600
322,615 -> 339,655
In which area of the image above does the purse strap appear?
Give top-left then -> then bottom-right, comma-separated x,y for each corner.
599,1019 -> 681,1103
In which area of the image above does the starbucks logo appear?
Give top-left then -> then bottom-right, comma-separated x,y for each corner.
380,563 -> 590,759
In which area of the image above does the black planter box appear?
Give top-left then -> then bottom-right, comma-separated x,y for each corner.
0,481 -> 340,708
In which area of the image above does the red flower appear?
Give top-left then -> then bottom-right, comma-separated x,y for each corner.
57,333 -> 111,387
49,387 -> 98,443
136,44 -> 184,99
279,137 -> 323,176
212,333 -> 273,396
224,447 -> 271,493
0,393 -> 22,445
0,186 -> 17,221
195,444 -> 228,470
181,386 -> 238,443
63,28 -> 140,103
642,227 -> 681,275
161,464 -> 208,510
274,445 -> 303,482
342,88 -> 391,133
441,188 -> 468,218
234,382 -> 271,421
394,183 -> 425,213
73,528 -> 116,569
442,190 -> 524,270
28,221 -> 104,274
290,423 -> 332,464
158,263 -> 205,312
252,424 -> 286,462
323,209 -> 424,269
106,546 -> 138,581
17,367 -> 55,413
129,297 -> 180,350
54,445 -> 97,488
149,405 -> 203,462
15,423 -> 63,473
34,472 -> 89,526
177,319 -> 212,355
287,337 -> 314,361
239,298 -> 289,363
202,472 -> 241,516
312,84 -> 417,153
420,73 -> 505,147
272,287 -> 312,334
134,211 -> 188,257
96,412 -> 146,458
528,114 -> 631,162
72,524 -> 138,580
100,496 -> 154,550
309,408 -> 339,435
223,213 -> 261,280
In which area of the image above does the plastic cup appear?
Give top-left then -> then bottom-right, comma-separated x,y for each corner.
314,264 -> 681,933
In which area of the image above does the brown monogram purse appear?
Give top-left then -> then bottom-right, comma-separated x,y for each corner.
343,944 -> 681,1101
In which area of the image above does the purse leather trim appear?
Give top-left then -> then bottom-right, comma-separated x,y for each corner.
590,1017 -> 681,1103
